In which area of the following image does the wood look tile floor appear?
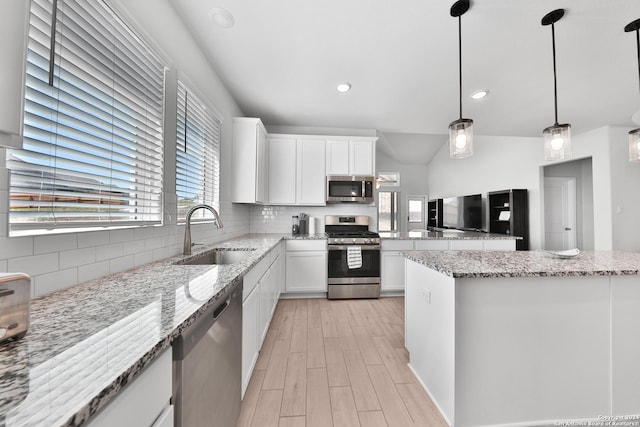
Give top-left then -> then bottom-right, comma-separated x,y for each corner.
237,297 -> 448,427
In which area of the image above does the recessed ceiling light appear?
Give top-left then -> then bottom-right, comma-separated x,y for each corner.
336,83 -> 351,93
470,89 -> 489,100
210,8 -> 235,29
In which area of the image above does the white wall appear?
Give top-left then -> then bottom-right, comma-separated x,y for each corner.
376,150 -> 429,232
426,127 -> 627,251
608,126 -> 640,251
0,0 -> 251,297
427,135 -> 543,249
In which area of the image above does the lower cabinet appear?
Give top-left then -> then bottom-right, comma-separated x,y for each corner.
381,238 -> 516,292
285,240 -> 327,293
88,349 -> 173,427
242,243 -> 283,397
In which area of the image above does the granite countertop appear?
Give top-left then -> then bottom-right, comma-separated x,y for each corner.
405,250 -> 640,278
379,229 -> 520,240
0,233 -> 314,426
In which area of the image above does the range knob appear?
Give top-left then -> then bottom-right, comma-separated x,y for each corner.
364,238 -> 371,244
352,238 -> 357,243
340,238 -> 345,243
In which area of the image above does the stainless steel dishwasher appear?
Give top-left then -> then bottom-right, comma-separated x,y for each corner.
173,279 -> 242,427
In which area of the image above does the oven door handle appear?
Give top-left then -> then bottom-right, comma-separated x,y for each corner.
328,245 -> 380,251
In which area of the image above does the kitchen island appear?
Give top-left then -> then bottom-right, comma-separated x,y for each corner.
404,250 -> 640,427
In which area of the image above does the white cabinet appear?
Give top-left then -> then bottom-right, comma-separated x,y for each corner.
380,238 -> 516,292
326,138 -> 376,176
268,135 -> 325,206
285,240 -> 327,293
267,136 -> 297,204
232,117 -> 268,204
242,280 -> 260,397
325,140 -> 350,174
381,240 -> 414,292
242,245 -> 283,397
0,1 -> 28,149
297,139 -> 326,205
88,349 -> 173,427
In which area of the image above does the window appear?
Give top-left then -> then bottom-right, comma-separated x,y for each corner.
378,191 -> 399,231
7,0 -> 165,230
176,80 -> 221,222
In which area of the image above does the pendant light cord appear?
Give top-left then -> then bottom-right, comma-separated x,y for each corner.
636,29 -> 640,95
458,15 -> 463,120
551,22 -> 559,125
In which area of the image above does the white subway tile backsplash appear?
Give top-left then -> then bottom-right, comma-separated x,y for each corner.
59,248 -> 96,269
144,237 -> 163,251
77,231 -> 110,248
34,234 -> 77,255
133,226 -> 155,241
123,239 -> 145,256
78,261 -> 110,284
33,268 -> 78,298
95,243 -> 124,262
9,253 -> 59,276
134,250 -> 153,268
0,236 -> 33,259
109,255 -> 135,274
0,198 -> 252,298
109,229 -> 135,244
248,204 -> 378,233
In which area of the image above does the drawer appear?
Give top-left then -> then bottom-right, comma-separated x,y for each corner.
483,239 -> 516,251
450,240 -> 484,250
243,256 -> 269,300
415,240 -> 450,250
286,239 -> 327,252
381,240 -> 414,251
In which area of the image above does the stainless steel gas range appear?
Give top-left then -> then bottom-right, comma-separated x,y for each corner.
325,215 -> 380,299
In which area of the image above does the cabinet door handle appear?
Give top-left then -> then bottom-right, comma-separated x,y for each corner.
565,227 -> 572,231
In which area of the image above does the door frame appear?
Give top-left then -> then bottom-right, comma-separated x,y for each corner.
406,195 -> 428,231
543,176 -> 577,250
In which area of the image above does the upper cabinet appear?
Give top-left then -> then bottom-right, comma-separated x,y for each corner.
267,136 -> 296,204
0,1 -> 29,149
232,118 -> 268,204
326,137 -> 377,176
268,135 -> 326,206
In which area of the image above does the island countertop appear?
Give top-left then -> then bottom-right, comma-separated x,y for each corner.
404,249 -> 640,278
0,233 -> 305,426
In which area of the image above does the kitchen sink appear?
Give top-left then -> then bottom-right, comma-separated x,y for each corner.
176,248 -> 255,265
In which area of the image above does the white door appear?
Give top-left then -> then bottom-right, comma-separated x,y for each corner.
544,177 -> 577,250
407,196 -> 427,231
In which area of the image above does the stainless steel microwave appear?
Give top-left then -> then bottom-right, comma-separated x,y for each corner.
326,175 -> 375,203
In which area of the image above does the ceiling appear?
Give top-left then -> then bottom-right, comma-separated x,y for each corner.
169,0 -> 640,163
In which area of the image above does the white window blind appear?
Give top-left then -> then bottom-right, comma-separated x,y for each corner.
176,80 -> 221,222
7,0 -> 165,229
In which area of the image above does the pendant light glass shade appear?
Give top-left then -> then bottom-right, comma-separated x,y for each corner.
449,0 -> 472,159
625,19 -> 640,162
629,128 -> 640,162
543,123 -> 571,161
541,9 -> 571,162
449,118 -> 474,158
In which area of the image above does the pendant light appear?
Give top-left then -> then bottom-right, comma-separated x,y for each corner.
625,18 -> 640,162
541,9 -> 571,161
449,0 -> 473,159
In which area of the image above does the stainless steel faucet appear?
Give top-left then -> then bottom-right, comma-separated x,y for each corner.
183,204 -> 223,255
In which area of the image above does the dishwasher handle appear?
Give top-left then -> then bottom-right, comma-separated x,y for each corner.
213,298 -> 230,320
